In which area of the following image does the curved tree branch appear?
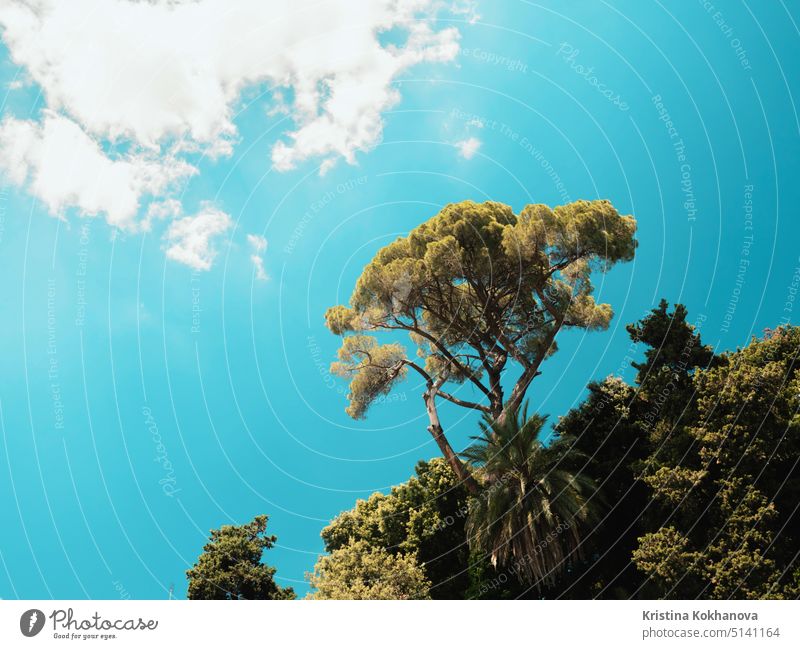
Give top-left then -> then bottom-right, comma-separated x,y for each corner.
436,390 -> 491,413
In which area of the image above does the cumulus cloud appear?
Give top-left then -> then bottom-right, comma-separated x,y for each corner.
247,234 -> 268,281
0,111 -> 195,228
164,204 -> 231,271
0,0 -> 464,237
455,136 -> 481,160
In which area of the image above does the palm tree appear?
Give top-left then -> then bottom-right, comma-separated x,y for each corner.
462,404 -> 597,589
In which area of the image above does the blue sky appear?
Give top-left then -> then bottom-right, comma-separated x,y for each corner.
0,0 -> 798,598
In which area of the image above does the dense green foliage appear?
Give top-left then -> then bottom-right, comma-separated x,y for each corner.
317,458 -> 471,599
542,300 -> 712,597
553,306 -> 800,599
631,325 -> 800,598
308,304 -> 800,599
306,540 -> 432,600
549,376 -> 648,597
186,515 -> 295,600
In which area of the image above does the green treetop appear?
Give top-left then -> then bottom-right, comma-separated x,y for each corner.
325,199 -> 636,489
186,515 -> 295,600
319,458 -> 471,599
307,540 -> 432,600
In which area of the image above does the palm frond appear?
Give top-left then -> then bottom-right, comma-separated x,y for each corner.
463,401 -> 599,589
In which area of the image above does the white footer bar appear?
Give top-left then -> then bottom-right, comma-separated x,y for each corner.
1,600 -> 797,648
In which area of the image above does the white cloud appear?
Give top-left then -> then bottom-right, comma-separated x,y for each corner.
451,0 -> 481,24
247,233 -> 268,281
0,0 -> 464,235
143,198 -> 183,231
164,203 -> 231,271
270,18 -> 459,172
455,136 -> 481,160
250,255 -> 268,281
247,233 -> 268,253
0,111 -> 195,228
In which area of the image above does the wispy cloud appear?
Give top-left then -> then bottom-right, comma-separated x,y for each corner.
455,137 -> 482,160
247,234 -> 268,281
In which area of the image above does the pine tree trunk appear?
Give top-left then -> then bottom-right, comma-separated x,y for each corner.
423,388 -> 479,494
